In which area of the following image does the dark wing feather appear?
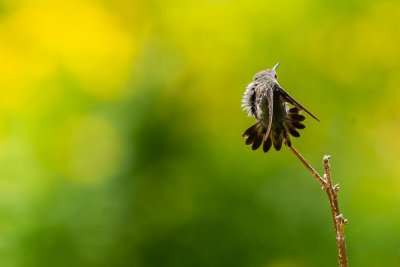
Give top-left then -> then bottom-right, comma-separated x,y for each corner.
275,84 -> 320,122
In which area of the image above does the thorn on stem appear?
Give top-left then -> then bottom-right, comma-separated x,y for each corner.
335,214 -> 348,225
334,184 -> 340,191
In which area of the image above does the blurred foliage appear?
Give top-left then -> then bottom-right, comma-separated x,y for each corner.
0,0 -> 400,266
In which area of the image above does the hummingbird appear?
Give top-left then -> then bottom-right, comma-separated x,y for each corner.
242,62 -> 319,152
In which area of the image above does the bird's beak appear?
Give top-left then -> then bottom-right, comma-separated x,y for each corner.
272,62 -> 280,71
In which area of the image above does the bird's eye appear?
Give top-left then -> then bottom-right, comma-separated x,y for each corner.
274,74 -> 277,79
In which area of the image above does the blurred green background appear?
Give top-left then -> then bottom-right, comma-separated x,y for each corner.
1,0 -> 400,266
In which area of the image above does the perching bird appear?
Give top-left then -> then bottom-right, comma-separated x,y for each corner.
242,62 -> 319,152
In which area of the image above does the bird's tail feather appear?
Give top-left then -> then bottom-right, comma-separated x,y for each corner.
284,107 -> 307,141
242,122 -> 272,152
243,107 -> 307,153
242,122 -> 265,151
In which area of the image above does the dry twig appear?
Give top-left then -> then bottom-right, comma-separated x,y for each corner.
289,146 -> 348,267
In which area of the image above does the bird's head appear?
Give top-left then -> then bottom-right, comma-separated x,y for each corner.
253,62 -> 280,82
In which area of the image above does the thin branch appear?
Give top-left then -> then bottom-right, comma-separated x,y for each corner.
289,146 -> 348,267
323,156 -> 348,267
289,146 -> 325,187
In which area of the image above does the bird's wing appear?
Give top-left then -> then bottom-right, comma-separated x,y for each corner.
264,86 -> 274,141
275,84 -> 319,122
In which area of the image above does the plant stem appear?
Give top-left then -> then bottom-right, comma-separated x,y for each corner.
289,146 -> 348,267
